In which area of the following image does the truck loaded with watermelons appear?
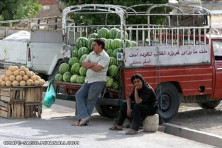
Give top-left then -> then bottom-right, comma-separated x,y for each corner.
54,3 -> 222,122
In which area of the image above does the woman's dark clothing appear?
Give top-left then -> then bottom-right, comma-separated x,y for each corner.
116,84 -> 158,131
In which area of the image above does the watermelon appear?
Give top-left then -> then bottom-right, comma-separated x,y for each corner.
106,76 -> 114,87
109,28 -> 120,39
111,48 -> 119,58
78,47 -> 89,58
108,65 -> 118,77
106,49 -> 113,57
88,38 -> 95,50
116,31 -> 129,40
71,63 -> 81,74
131,41 -> 137,47
72,49 -> 78,57
59,63 -> 70,74
98,28 -> 110,39
76,37 -> 88,49
111,39 -> 121,49
76,76 -> 85,84
126,40 -> 132,47
63,71 -> 72,82
68,57 -> 79,66
105,39 -> 113,50
109,57 -> 117,66
55,73 -> 63,81
88,33 -> 98,39
70,74 -> 78,83
79,67 -> 87,76
79,54 -> 88,65
112,81 -> 119,90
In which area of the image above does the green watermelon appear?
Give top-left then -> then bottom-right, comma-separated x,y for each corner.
106,49 -> 113,57
78,47 -> 89,58
68,57 -> 79,66
111,39 -> 121,49
59,63 -> 70,74
106,76 -> 114,87
88,38 -> 95,50
76,37 -> 88,49
109,28 -> 120,39
79,67 -> 87,76
126,40 -> 132,47
70,74 -> 79,83
63,71 -> 72,82
111,48 -> 119,58
55,73 -> 63,81
131,41 -> 137,47
88,33 -> 98,39
112,81 -> 119,90
108,65 -> 118,77
71,63 -> 81,74
105,39 -> 113,50
109,57 -> 117,66
72,49 -> 78,57
116,31 -> 129,40
76,76 -> 85,84
98,28 -> 110,39
79,54 -> 88,65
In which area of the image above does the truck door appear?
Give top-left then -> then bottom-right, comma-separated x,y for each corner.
213,40 -> 222,98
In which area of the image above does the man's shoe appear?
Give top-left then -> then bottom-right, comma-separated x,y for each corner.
79,117 -> 90,126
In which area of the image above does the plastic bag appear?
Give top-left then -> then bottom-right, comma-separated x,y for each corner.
43,82 -> 55,108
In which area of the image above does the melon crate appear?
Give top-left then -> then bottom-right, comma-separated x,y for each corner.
0,86 -> 43,119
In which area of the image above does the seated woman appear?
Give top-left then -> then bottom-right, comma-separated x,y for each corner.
109,73 -> 158,135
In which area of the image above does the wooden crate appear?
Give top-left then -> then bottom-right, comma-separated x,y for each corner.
0,100 -> 24,118
24,87 -> 42,102
0,87 -> 25,102
24,102 -> 42,118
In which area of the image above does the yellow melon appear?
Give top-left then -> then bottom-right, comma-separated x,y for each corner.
6,81 -> 12,87
36,75 -> 41,80
4,76 -> 9,81
8,66 -> 14,72
16,75 -> 23,81
19,70 -> 25,76
20,81 -> 26,86
20,66 -> 26,71
34,80 -> 40,86
5,70 -> 13,77
13,70 -> 19,76
12,80 -> 19,86
23,75 -> 29,81
31,75 -> 37,81
9,75 -> 16,81
1,81 -> 6,86
38,79 -> 45,85
0,75 -> 5,81
26,79 -> 34,86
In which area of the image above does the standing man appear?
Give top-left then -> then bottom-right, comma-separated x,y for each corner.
72,39 -> 110,126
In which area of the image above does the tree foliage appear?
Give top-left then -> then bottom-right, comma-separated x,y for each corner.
0,0 -> 42,21
59,0 -> 168,25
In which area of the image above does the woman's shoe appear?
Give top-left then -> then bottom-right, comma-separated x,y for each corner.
125,129 -> 138,135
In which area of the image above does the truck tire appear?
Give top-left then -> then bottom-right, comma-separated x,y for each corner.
95,105 -> 119,118
156,83 -> 180,122
198,100 -> 221,109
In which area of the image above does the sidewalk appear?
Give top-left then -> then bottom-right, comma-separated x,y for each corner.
0,103 -> 214,148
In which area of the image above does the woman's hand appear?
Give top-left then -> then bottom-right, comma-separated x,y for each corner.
127,108 -> 132,118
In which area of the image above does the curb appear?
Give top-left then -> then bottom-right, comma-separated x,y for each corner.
163,123 -> 222,147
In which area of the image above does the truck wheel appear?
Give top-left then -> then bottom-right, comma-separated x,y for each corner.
156,83 -> 180,122
198,100 -> 221,109
95,105 -> 119,118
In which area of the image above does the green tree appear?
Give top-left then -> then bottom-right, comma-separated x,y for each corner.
0,0 -> 42,21
59,0 -> 168,25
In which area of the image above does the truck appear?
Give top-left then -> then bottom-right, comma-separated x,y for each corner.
54,3 -> 222,122
0,16 -> 64,80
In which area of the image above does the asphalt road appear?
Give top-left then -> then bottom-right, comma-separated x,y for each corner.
0,102 -> 216,148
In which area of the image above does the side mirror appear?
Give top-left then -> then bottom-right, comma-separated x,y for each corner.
62,45 -> 72,58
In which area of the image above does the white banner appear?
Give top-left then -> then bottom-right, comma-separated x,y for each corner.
124,45 -> 211,67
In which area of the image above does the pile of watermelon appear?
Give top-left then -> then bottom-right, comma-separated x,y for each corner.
55,27 -> 137,89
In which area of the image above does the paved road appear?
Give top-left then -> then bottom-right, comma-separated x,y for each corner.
0,103 -> 215,148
